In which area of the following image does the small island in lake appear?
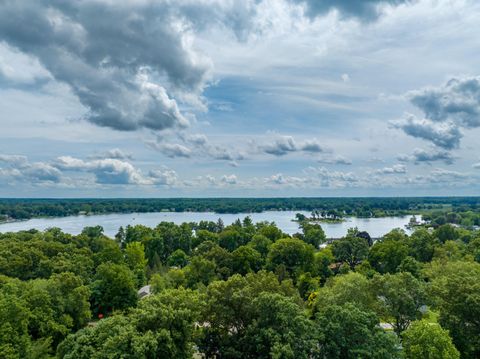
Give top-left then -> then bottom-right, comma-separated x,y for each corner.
293,210 -> 346,224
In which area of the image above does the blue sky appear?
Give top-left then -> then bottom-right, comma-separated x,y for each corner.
0,0 -> 480,197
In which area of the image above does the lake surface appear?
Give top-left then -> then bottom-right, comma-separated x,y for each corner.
0,211 -> 418,238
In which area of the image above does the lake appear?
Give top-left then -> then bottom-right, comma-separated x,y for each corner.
0,211 -> 418,238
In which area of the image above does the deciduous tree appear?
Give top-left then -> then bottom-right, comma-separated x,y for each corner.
402,320 -> 459,359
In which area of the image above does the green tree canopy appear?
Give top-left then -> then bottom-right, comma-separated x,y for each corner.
369,238 -> 408,274
402,320 -> 459,359
199,271 -> 298,357
311,272 -> 376,314
267,238 -> 314,279
370,272 -> 426,335
90,263 -> 137,316
241,293 -> 316,358
315,303 -> 398,359
426,260 -> 480,358
58,288 -> 203,359
167,249 -> 189,268
231,245 -> 262,275
408,228 -> 437,262
300,222 -> 327,248
331,234 -> 369,268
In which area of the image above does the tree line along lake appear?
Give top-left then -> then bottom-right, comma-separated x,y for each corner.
0,211 -> 419,238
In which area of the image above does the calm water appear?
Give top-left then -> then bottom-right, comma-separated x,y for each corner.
0,211 -> 418,238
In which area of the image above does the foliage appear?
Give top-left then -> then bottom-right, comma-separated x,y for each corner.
0,289 -> 32,358
425,260 -> 480,358
298,222 -> 327,248
370,272 -> 426,335
408,228 -> 437,262
58,288 -> 203,359
369,238 -> 408,274
3,197 -> 477,220
125,242 -> 148,287
184,256 -> 217,288
167,249 -> 188,268
267,238 -> 315,279
241,293 -> 316,358
311,272 -> 376,314
402,320 -> 459,359
312,247 -> 334,282
90,263 -> 138,316
199,271 -> 298,357
315,303 -> 399,359
0,208 -> 480,358
0,272 -> 90,357
332,234 -> 369,268
231,245 -> 262,275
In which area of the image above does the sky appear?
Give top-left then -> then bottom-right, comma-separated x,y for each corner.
0,0 -> 479,197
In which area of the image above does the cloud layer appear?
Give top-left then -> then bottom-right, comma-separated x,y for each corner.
292,0 -> 409,20
0,0 -> 263,132
260,136 -> 325,156
0,1 -> 479,196
394,76 -> 480,150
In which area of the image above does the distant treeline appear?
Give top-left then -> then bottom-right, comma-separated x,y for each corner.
1,197 -> 480,220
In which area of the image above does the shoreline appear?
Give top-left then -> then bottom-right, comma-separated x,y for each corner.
292,218 -> 346,224
0,212 -> 422,239
0,210 -> 420,225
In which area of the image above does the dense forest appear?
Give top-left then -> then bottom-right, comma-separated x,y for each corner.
1,208 -> 479,358
1,197 -> 480,220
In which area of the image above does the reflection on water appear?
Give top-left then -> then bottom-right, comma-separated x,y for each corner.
0,211 -> 418,238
